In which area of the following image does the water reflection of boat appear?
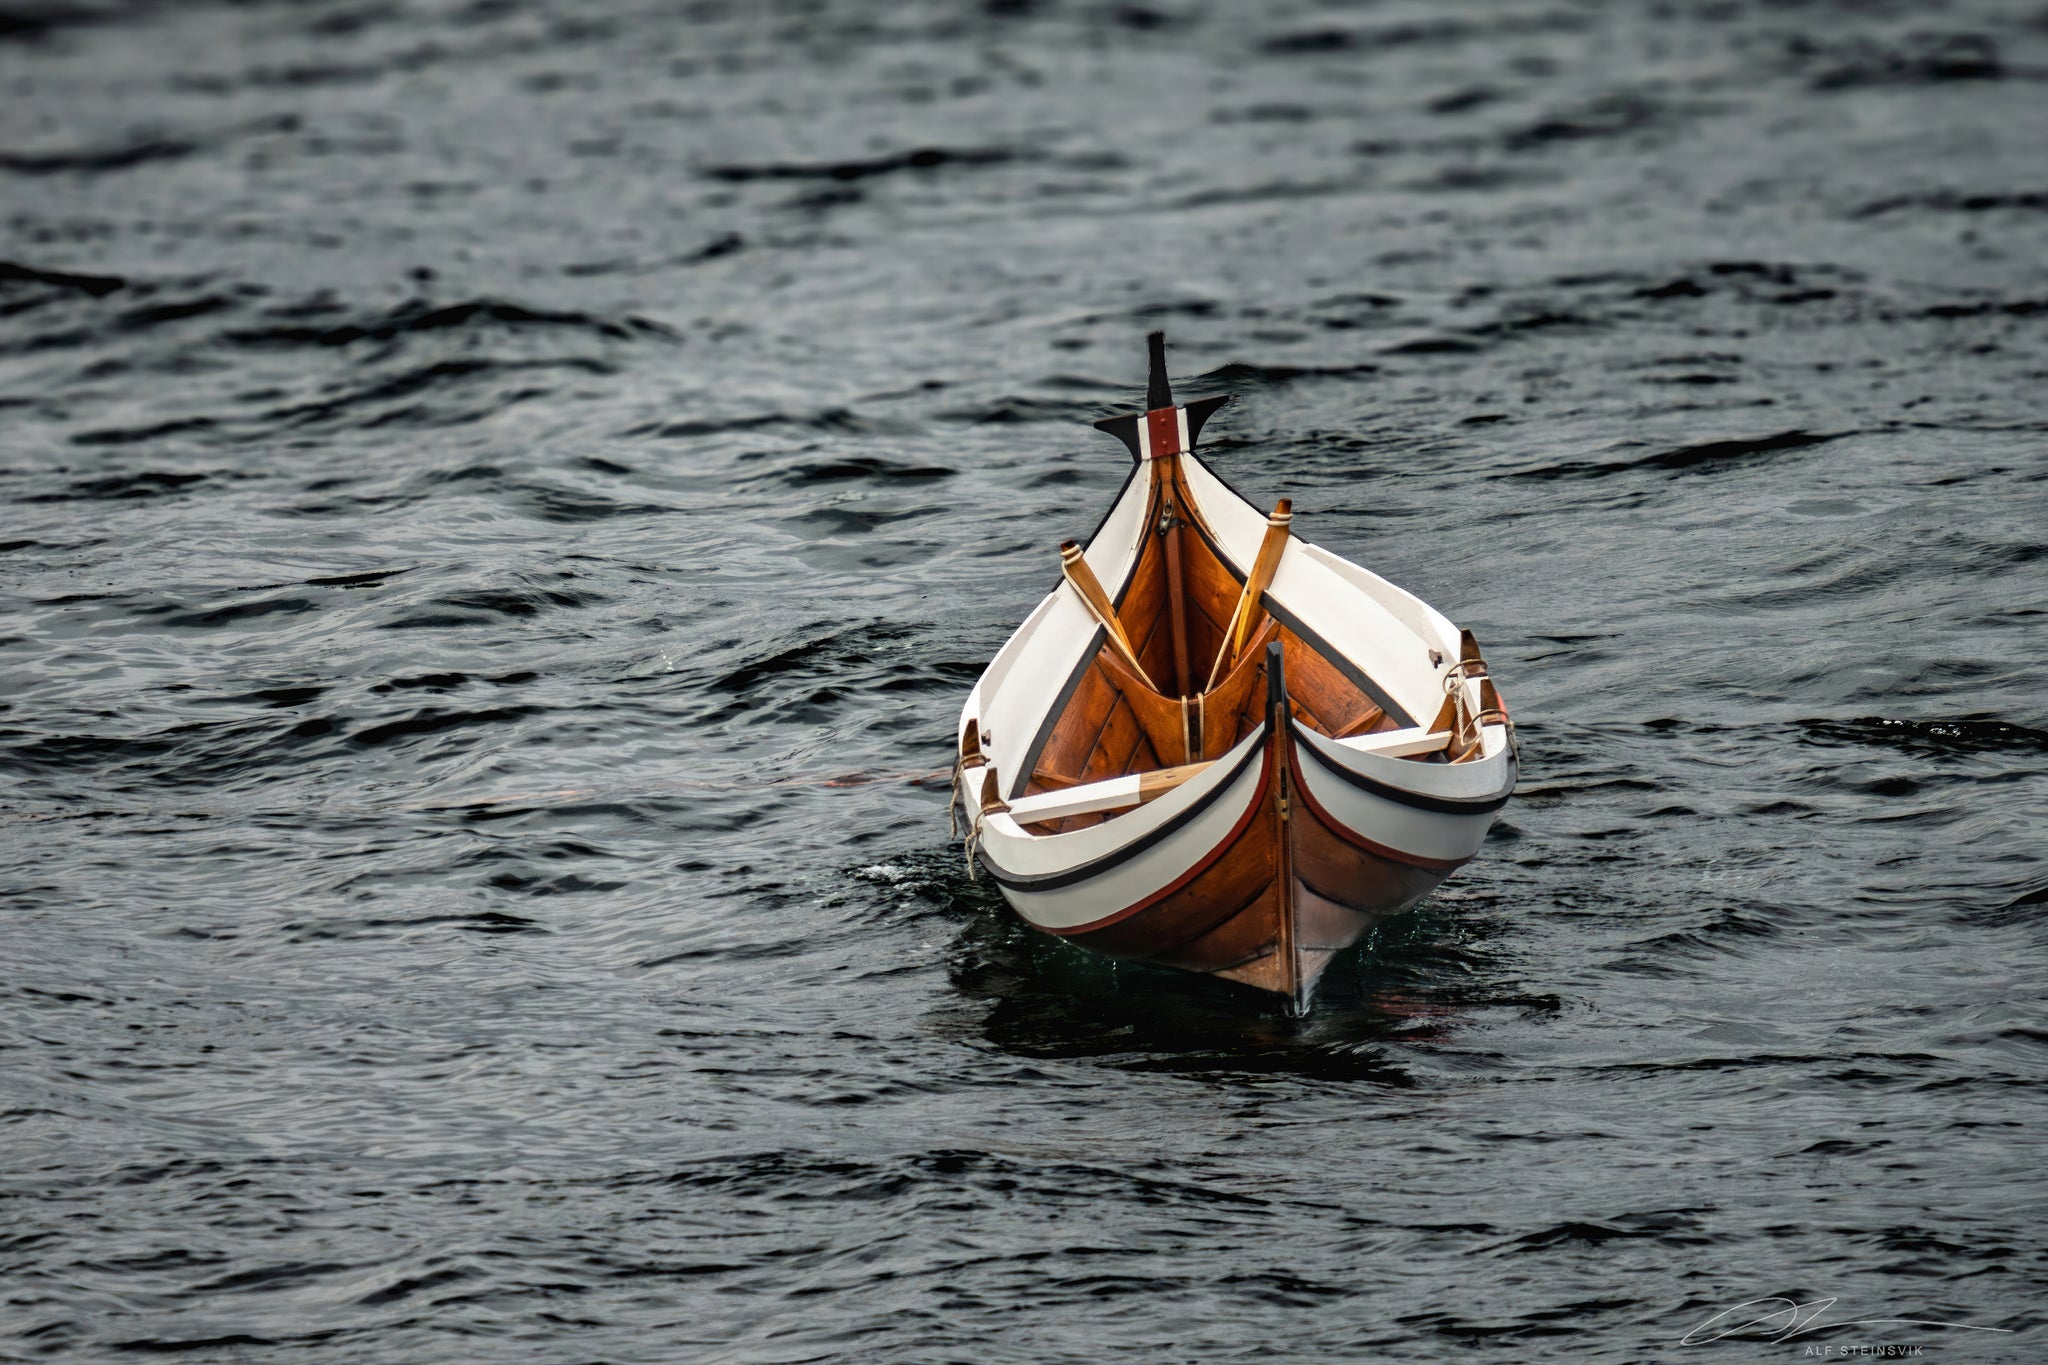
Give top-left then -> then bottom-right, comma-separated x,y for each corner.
953,333 -> 1516,1013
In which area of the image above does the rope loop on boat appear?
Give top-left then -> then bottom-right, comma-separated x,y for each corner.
947,754 -> 966,840
1442,656 -> 1493,762
1447,651 -> 1520,765
949,756 -> 992,879
1443,657 -> 1488,690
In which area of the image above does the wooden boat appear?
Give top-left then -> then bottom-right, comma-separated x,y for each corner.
952,332 -> 1517,1013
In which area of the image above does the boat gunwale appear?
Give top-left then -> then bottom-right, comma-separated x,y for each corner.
1292,718 -> 1516,812
977,726 -> 1269,891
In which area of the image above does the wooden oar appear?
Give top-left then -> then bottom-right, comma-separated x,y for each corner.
1204,498 -> 1292,691
1061,540 -> 1158,691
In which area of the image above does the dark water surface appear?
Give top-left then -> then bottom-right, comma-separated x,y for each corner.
3,1 -> 2046,1360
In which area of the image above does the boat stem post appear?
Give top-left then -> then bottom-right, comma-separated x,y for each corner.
1266,641 -> 1304,1012
1145,329 -> 1172,410
1159,459 -> 1193,701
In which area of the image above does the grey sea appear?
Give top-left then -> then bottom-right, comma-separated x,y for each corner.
2,1 -> 2044,1360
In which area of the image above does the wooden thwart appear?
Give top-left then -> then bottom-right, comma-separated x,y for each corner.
1008,758 -> 1215,826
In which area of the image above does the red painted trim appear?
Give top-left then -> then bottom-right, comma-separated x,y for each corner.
1042,743 -> 1273,938
1286,733 -> 1468,873
1145,406 -> 1183,458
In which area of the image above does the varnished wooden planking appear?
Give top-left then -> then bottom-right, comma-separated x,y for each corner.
1076,692 -> 1152,785
1291,806 -> 1446,918
1015,456 -> 1443,956
1103,697 -> 1161,780
1180,535 -> 1242,642
1338,706 -> 1398,738
1030,660 -> 1159,792
1210,947 -> 1294,996
1160,467 -> 1193,698
1274,628 -> 1383,736
1034,664 -> 1116,779
1151,881 -> 1284,972
1118,531 -> 1175,687
1023,705 -> 1466,995
1065,773 -> 1280,960
973,336 -> 1512,1008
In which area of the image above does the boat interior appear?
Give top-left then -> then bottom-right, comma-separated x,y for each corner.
1012,457 -> 1461,832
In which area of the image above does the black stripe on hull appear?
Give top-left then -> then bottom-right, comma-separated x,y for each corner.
1291,724 -> 1515,815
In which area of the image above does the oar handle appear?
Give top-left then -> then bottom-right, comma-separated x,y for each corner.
1061,541 -> 1158,692
1203,498 -> 1292,691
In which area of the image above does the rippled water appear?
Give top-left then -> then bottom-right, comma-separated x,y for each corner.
3,1 -> 2045,1360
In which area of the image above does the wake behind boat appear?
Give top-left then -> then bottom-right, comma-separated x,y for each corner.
952,333 -> 1518,1013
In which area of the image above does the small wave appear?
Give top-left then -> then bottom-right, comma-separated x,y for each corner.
256,357 -> 610,433
1201,360 -> 1381,385
1501,91 -> 1675,151
708,620 -> 936,698
302,568 -> 410,589
1506,429 -> 1847,480
20,469 -> 211,501
1797,32 -> 2004,90
510,484 -> 674,523
1382,336 -> 1483,355
225,296 -> 673,348
1502,1210 -> 1714,1251
935,396 -> 1102,424
0,136 -> 196,176
69,416 -> 219,447
703,145 -> 1021,183
656,1147 -> 1270,1211
0,259 -> 125,296
112,292 -> 236,332
769,456 -> 955,486
1853,190 -> 2048,218
1921,297 -> 2048,321
158,593 -> 321,629
420,585 -> 606,619
347,705 -> 543,749
635,407 -> 907,440
1262,13 -> 1581,57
